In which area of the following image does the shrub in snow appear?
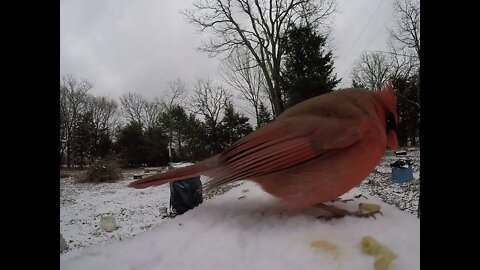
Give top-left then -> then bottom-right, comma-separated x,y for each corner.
80,158 -> 122,183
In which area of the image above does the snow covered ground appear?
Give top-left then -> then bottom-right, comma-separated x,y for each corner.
60,173 -> 171,261
361,148 -> 420,216
60,173 -> 241,262
60,148 -> 420,268
61,182 -> 419,270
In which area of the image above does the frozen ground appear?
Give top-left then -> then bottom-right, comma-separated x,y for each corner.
60,173 -> 171,261
60,172 -> 241,262
61,182 -> 419,270
60,147 -> 420,266
360,148 -> 420,216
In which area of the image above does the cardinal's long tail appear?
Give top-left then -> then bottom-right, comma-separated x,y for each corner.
128,156 -> 219,189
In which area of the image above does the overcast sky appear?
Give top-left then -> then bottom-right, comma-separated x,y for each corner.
60,0 -> 396,100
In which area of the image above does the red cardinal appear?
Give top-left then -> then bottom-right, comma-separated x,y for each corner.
129,83 -> 398,217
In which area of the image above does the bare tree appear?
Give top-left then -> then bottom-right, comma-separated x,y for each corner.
144,98 -> 163,130
220,47 -> 268,128
351,52 -> 392,90
164,78 -> 188,110
351,51 -> 420,109
183,0 -> 336,117
389,0 -> 420,60
80,95 -> 119,162
119,93 -> 163,129
60,74 -> 93,167
119,93 -> 146,125
350,52 -> 420,149
388,0 -> 420,105
191,78 -> 231,129
85,95 -> 119,135
387,43 -> 417,80
86,96 -> 118,129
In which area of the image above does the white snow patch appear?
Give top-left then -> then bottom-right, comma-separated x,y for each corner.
61,182 -> 419,270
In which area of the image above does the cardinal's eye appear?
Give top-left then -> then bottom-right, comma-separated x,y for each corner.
386,112 -> 397,132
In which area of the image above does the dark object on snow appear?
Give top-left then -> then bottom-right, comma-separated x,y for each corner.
159,206 -> 168,217
169,178 -> 203,215
389,159 -> 413,168
60,233 -> 68,253
394,150 -> 407,156
390,159 -> 414,183
168,162 -> 203,215
133,174 -> 143,179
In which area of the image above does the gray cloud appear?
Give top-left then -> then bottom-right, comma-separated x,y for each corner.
61,0 -> 396,99
61,0 -> 221,99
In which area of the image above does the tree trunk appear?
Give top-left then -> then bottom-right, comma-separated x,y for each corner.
272,83 -> 284,118
254,106 -> 260,129
272,56 -> 285,117
409,112 -> 418,146
66,143 -> 72,168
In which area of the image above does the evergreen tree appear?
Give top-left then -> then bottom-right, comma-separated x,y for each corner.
256,101 -> 272,128
352,79 -> 366,89
114,121 -> 149,167
218,102 -> 253,149
281,25 -> 341,108
159,105 -> 209,161
144,126 -> 169,166
95,129 -> 113,159
159,105 -> 189,159
71,111 -> 96,167
182,113 -> 209,161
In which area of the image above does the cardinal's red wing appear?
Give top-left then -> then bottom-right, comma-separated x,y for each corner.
203,115 -> 367,190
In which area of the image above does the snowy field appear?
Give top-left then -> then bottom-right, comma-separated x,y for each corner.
61,184 -> 419,270
60,173 -> 241,261
361,148 -> 420,216
60,173 -> 171,261
60,148 -> 420,268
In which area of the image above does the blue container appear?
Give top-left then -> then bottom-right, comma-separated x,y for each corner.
391,165 -> 414,183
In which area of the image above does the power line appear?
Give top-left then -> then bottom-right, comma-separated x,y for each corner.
342,16 -> 393,87
364,17 -> 393,52
339,0 -> 384,65
336,0 -> 385,89
365,50 -> 419,58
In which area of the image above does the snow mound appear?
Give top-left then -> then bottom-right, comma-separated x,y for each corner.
61,181 -> 419,270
